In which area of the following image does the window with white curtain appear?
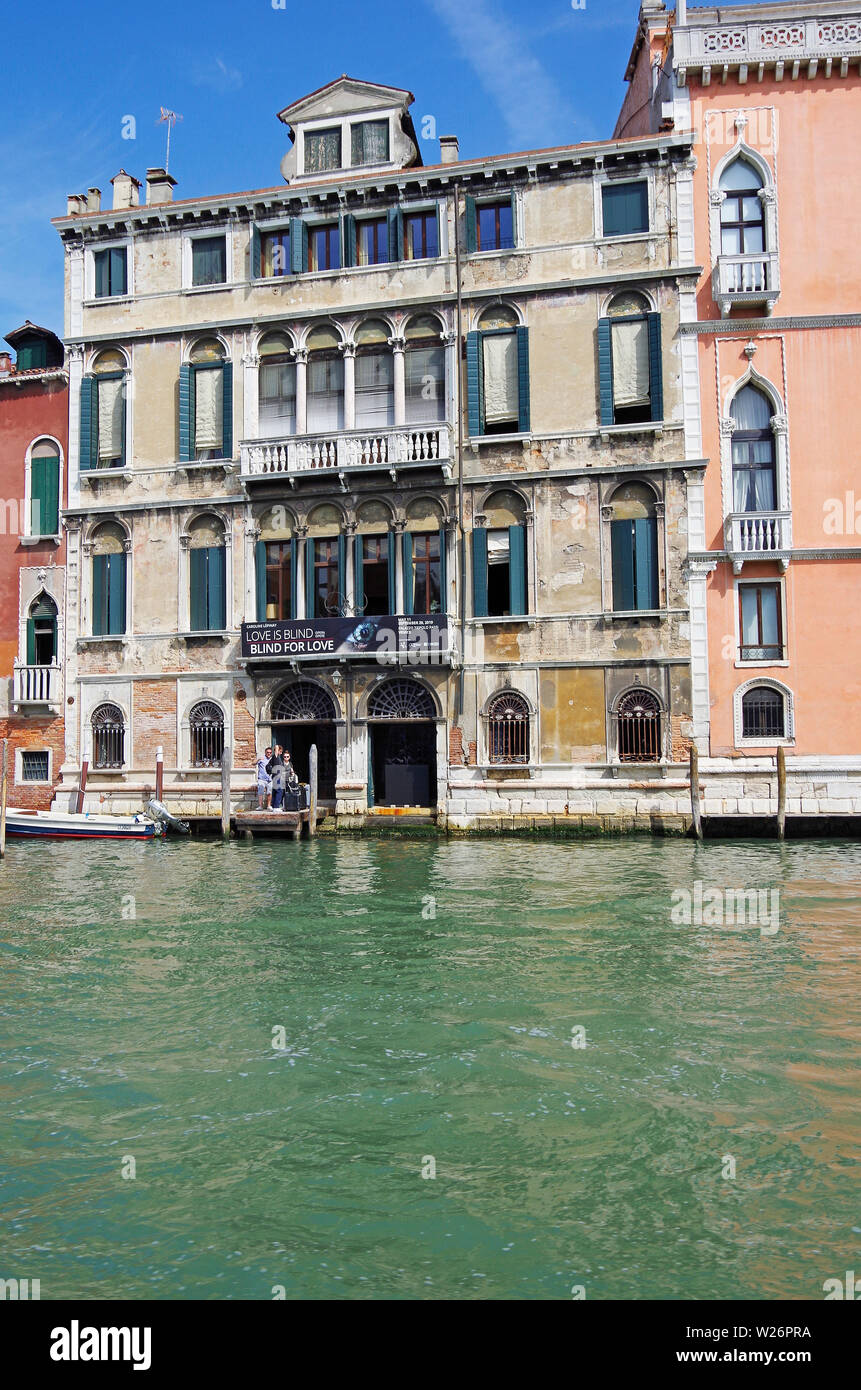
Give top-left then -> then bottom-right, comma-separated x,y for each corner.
354,321 -> 393,430
258,335 -> 296,433
307,355 -> 344,432
482,333 -> 519,427
405,316 -> 445,425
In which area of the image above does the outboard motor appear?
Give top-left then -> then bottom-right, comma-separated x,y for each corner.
146,799 -> 191,835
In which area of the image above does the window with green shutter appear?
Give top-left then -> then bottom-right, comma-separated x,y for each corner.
601,181 -> 649,237
190,545 -> 227,631
611,517 -> 659,612
29,450 -> 60,536
600,294 -> 663,427
468,309 -> 530,437
192,236 -> 226,286
16,340 -> 48,370
92,550 -> 127,636
94,247 -> 128,297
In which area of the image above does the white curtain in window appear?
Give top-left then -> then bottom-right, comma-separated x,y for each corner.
405,346 -> 445,424
195,368 -> 223,450
307,356 -> 344,432
611,319 -> 650,407
355,351 -> 394,429
487,530 -> 510,565
483,333 -> 518,425
98,378 -> 124,461
259,363 -> 296,428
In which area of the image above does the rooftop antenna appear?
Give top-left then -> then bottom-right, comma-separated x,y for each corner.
158,108 -> 183,173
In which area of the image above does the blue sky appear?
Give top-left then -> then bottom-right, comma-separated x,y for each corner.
0,0 -> 745,337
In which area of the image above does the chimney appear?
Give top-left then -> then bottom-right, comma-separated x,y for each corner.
86,187 -> 101,212
0,352 -> 13,376
439,135 -> 459,165
145,167 -> 177,205
66,193 -> 87,216
111,169 -> 141,210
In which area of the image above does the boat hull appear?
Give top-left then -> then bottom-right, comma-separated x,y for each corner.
4,809 -> 160,841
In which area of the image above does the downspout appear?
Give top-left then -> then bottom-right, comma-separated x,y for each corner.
454,182 -> 467,721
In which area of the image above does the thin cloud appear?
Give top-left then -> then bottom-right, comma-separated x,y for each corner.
192,57 -> 244,93
427,0 -> 584,149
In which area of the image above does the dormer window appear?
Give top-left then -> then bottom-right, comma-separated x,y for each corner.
305,127 -> 342,174
351,120 -> 389,166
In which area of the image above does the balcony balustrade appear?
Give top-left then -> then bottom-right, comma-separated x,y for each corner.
713,253 -> 780,317
726,511 -> 792,572
13,663 -> 62,710
241,424 -> 452,482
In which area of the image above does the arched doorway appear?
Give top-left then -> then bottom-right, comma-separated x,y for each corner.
271,681 -> 337,801
367,678 -> 438,808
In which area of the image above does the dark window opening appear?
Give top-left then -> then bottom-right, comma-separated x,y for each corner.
477,200 -> 515,252
313,538 -> 341,618
357,217 -> 389,266
360,535 -> 390,616
617,689 -> 662,763
488,692 -> 530,764
190,701 -> 225,768
21,751 -> 49,782
742,687 -> 785,739
92,703 -> 125,769
265,541 -> 293,620
404,211 -> 438,261
412,532 -> 441,615
262,231 -> 291,278
309,223 -> 341,272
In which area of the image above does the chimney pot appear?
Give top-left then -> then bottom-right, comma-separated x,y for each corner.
67,193 -> 87,216
111,169 -> 141,210
0,351 -> 13,376
86,187 -> 101,212
145,167 -> 177,205
439,135 -> 459,165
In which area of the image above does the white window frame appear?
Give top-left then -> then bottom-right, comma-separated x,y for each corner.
22,436 -> 64,544
720,366 -> 792,557
469,191 -> 521,258
182,228 -> 233,292
85,239 -> 133,302
734,576 -> 789,669
297,110 -> 395,178
733,678 -> 795,749
401,199 -> 446,262
594,171 -> 655,242
15,747 -> 53,786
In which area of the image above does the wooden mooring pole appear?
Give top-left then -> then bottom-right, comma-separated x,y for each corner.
308,743 -> 318,838
221,747 -> 232,840
155,745 -> 164,802
777,744 -> 787,841
76,753 -> 89,815
0,739 -> 8,861
690,743 -> 703,841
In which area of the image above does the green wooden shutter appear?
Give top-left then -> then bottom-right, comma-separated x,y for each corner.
466,332 -> 484,437
30,457 -> 48,536
509,524 -> 527,615
95,251 -> 109,298
472,527 -> 488,618
387,207 -> 403,262
221,362 -> 233,459
45,456 -> 59,535
634,518 -> 659,611
438,525 -> 447,616
337,534 -> 346,615
26,617 -> 36,666
179,364 -> 193,462
290,541 -> 299,619
304,538 -> 316,618
341,214 -> 357,269
190,548 -> 206,630
92,554 -> 108,635
509,191 -> 518,246
291,219 -> 307,274
208,546 -> 227,630
353,534 -> 364,613
598,318 -> 614,427
79,376 -> 96,471
611,520 -> 635,612
387,529 -> 397,614
465,195 -> 477,253
402,532 -> 414,615
251,226 -> 261,280
110,247 -> 127,295
647,313 -> 663,422
516,326 -> 531,433
48,613 -> 58,662
107,551 -> 127,635
255,540 -> 267,621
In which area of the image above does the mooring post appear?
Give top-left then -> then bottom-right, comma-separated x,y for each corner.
155,745 -> 164,802
777,744 -> 787,841
0,739 -> 8,861
76,746 -> 89,815
690,743 -> 703,841
308,743 -> 318,837
221,746 -> 232,840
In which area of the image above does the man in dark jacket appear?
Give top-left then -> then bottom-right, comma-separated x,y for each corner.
267,746 -> 299,811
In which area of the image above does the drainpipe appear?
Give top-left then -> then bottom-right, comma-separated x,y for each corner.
454,182 -> 467,722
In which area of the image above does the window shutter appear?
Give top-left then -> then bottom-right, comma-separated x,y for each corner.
290,541 -> 299,620
401,531 -> 414,615
508,524 -> 527,614
79,376 -> 96,471
221,361 -> 234,459
255,540 -> 267,621
387,207 -> 403,262
598,318 -> 614,427
208,546 -> 227,630
634,518 -> 659,611
647,313 -> 663,422
30,457 -> 47,536
387,529 -> 397,614
337,534 -> 346,615
45,456 -> 60,535
516,325 -> 531,433
108,550 -> 127,636
179,364 -> 194,462
291,219 -> 307,274
92,554 -> 108,635
466,331 -> 484,437
438,525 -> 448,616
48,613 -> 58,663
251,226 -> 261,279
189,548 -> 207,631
110,247 -> 127,295
353,534 -> 364,613
341,214 -> 357,269
465,195 -> 477,253
26,617 -> 36,666
509,191 -> 518,245
95,251 -> 108,298
304,537 -> 316,618
611,520 -> 635,612
472,527 -> 488,618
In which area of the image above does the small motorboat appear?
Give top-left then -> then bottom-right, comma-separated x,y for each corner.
3,807 -> 164,841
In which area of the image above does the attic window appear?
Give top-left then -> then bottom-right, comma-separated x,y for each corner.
305,127 -> 342,174
351,120 -> 389,166
15,340 -> 48,370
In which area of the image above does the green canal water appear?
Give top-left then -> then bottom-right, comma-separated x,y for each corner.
0,835 -> 858,1301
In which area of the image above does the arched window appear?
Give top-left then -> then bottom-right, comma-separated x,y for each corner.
181,338 -> 230,463
741,685 -> 785,740
731,385 -> 776,513
472,489 -> 528,618
28,439 -> 60,537
189,701 -> 225,767
91,703 -> 125,769
91,521 -> 127,636
258,333 -> 296,434
27,594 -> 58,666
306,325 -> 344,433
404,498 -> 446,616
608,483 -> 660,612
600,291 -> 660,427
81,349 -> 127,471
487,691 -> 530,764
272,681 -> 337,722
617,688 -> 662,763
355,320 -> 393,430
367,678 -> 436,720
405,315 -> 445,424
719,159 -> 765,258
470,305 -> 526,437
188,515 -> 227,632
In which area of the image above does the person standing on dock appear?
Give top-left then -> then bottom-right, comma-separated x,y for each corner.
267,745 -> 287,811
256,747 -> 273,811
281,751 -> 300,811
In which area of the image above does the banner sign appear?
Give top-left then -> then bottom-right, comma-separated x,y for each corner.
241,615 -> 451,663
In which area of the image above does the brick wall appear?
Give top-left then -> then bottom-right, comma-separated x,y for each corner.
133,680 -> 177,766
449,725 -> 465,766
670,714 -> 693,764
233,690 -> 257,768
0,716 -> 66,810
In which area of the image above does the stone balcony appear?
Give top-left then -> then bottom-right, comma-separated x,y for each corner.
713,252 -> 781,317
13,662 -> 62,712
240,424 -> 453,486
726,510 -> 792,572
674,12 -> 861,84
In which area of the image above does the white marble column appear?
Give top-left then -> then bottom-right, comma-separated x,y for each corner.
342,344 -> 356,432
293,348 -> 308,435
390,335 -> 406,427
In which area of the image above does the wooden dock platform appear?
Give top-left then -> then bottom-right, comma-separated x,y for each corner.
233,809 -> 321,840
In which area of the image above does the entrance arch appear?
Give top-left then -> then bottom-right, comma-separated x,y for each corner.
366,677 -> 438,808
271,680 -> 337,800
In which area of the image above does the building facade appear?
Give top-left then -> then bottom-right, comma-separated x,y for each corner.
616,0 -> 861,819
52,76 -> 706,830
0,323 -> 67,809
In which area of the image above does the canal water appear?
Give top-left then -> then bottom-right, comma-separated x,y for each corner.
0,836 -> 858,1301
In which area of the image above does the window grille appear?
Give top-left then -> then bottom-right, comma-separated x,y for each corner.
367,679 -> 436,720
742,687 -> 784,739
617,689 -> 662,763
272,681 -> 337,723
92,703 -> 125,769
487,692 -> 530,764
190,701 -> 225,767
